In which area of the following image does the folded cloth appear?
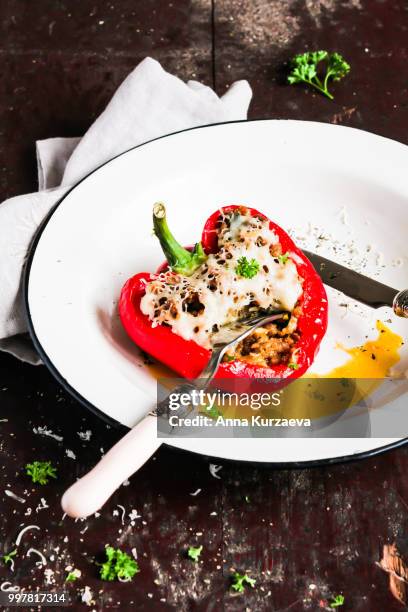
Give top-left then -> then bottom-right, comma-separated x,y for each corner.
0,57 -> 252,364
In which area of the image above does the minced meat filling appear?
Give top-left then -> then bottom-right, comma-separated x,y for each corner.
223,304 -> 302,368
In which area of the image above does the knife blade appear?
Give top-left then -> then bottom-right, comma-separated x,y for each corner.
303,250 -> 399,309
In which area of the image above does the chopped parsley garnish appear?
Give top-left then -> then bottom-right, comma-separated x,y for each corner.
187,545 -> 203,562
100,546 -> 139,581
224,354 -> 235,362
25,461 -> 57,485
288,362 -> 300,370
288,51 -> 350,100
277,252 -> 290,265
235,256 -> 260,279
65,569 -> 80,582
330,594 -> 345,608
231,572 -> 256,592
2,549 -> 17,566
204,405 -> 222,419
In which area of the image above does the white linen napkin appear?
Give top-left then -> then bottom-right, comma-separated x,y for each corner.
0,57 -> 252,364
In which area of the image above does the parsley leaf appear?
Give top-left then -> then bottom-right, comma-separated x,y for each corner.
224,354 -> 235,362
100,546 -> 139,581
231,572 -> 256,593
330,594 -> 345,608
188,545 -> 203,562
288,362 -> 300,370
25,461 -> 57,485
236,256 -> 260,279
203,405 -> 222,419
2,549 -> 17,566
288,51 -> 350,100
277,252 -> 290,265
65,569 -> 81,582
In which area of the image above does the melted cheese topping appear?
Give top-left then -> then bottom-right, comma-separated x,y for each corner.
141,212 -> 303,349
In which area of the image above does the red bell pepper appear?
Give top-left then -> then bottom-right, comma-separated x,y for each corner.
119,204 -> 328,380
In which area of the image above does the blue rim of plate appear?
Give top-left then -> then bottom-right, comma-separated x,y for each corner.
23,118 -> 408,468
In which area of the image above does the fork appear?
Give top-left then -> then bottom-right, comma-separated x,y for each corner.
61,311 -> 284,518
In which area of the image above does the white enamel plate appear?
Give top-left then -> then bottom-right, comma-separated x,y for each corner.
26,120 -> 408,465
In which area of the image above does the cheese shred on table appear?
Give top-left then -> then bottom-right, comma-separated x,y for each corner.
141,210 -> 304,367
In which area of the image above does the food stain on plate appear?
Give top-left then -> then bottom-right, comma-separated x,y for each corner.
323,320 -> 403,379
280,320 -> 404,421
260,321 -> 403,422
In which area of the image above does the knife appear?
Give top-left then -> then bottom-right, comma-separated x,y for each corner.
303,250 -> 408,318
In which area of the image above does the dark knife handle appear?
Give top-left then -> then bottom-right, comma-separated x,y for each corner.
393,290 -> 408,318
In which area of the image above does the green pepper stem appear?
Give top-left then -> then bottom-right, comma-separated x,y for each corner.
152,202 -> 207,276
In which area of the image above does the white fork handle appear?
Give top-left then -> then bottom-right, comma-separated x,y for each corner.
61,415 -> 160,518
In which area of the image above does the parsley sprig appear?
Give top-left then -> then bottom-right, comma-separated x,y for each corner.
224,354 -> 235,363
188,545 -> 203,562
231,572 -> 256,593
288,51 -> 350,100
203,405 -> 222,419
236,256 -> 260,279
25,461 -> 57,485
288,362 -> 300,370
65,569 -> 81,582
330,594 -> 345,608
100,546 -> 139,581
277,252 -> 290,265
2,549 -> 17,566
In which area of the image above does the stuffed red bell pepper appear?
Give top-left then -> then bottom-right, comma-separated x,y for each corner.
119,203 -> 328,380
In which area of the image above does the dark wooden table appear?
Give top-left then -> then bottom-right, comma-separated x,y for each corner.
1,1 -> 408,610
